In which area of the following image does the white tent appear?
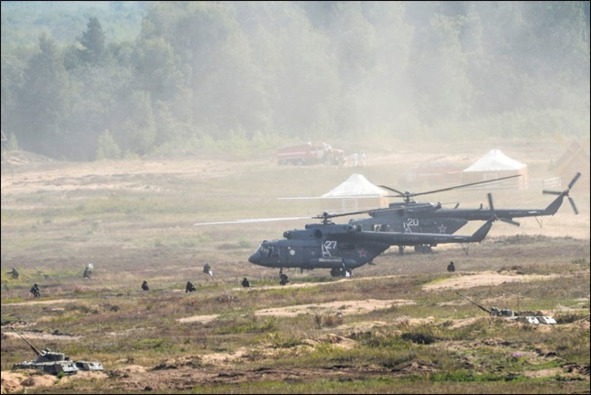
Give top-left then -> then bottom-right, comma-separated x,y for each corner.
463,149 -> 528,189
464,149 -> 526,172
321,174 -> 389,211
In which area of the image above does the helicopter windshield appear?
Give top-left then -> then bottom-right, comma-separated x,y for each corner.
249,241 -> 278,266
252,241 -> 274,256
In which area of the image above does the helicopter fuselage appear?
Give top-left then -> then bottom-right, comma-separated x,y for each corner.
248,219 -> 493,275
248,223 -> 390,271
349,191 -> 568,234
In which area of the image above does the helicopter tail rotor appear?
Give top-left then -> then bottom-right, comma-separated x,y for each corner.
487,193 -> 499,223
542,172 -> 581,215
568,196 -> 579,215
500,217 -> 520,226
487,192 -> 520,226
568,172 -> 582,190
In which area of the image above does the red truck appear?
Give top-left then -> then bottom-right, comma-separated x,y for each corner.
277,142 -> 344,166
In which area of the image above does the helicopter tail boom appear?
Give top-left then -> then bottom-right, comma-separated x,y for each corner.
355,217 -> 494,246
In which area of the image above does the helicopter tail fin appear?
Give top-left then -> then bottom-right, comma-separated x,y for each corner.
542,172 -> 581,216
542,193 -> 566,216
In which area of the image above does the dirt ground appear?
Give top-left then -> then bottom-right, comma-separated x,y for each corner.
1,140 -> 589,393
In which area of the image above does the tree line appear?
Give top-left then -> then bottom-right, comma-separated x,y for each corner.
1,1 -> 589,161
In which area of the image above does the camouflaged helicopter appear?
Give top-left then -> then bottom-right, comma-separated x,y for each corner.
196,196 -> 500,284
347,172 -> 581,254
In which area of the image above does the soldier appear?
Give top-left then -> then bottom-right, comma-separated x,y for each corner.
8,268 -> 19,279
203,263 -> 212,277
30,283 -> 40,298
83,266 -> 91,279
241,277 -> 250,288
447,261 -> 455,272
141,280 -> 149,291
185,281 -> 197,292
279,273 -> 289,286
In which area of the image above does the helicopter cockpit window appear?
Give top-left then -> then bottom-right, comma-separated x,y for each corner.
259,242 -> 276,257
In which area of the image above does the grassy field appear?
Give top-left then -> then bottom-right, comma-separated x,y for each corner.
1,137 -> 589,393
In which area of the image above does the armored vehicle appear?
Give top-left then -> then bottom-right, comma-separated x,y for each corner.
457,292 -> 556,325
12,331 -> 103,375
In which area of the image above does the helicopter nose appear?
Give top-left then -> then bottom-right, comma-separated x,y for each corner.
248,252 -> 261,265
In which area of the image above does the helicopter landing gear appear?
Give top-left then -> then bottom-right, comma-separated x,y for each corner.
398,245 -> 405,255
330,268 -> 351,278
414,245 -> 433,254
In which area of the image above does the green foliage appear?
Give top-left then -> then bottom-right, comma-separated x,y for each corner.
95,129 -> 121,159
78,17 -> 106,65
132,337 -> 170,352
1,2 -> 588,161
6,133 -> 19,150
217,316 -> 276,335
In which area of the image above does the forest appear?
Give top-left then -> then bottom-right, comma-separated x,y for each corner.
1,1 -> 589,161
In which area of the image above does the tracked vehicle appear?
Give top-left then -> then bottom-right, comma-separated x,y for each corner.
12,331 -> 103,375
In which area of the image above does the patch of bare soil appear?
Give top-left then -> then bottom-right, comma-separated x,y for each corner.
422,270 -> 560,291
1,154 -> 250,195
3,331 -> 80,342
5,299 -> 75,307
1,143 -> 589,393
1,370 -> 107,394
254,298 -> 413,317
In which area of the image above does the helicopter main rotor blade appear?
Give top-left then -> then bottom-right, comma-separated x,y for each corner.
377,185 -> 406,195
314,209 -> 376,220
410,174 -> 522,198
194,207 -> 383,227
487,192 -> 494,212
380,174 -> 521,200
194,216 -> 312,226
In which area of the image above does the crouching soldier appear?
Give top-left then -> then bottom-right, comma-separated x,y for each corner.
8,268 -> 19,279
241,277 -> 250,288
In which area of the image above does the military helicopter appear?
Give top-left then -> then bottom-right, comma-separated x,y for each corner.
197,197 -> 499,284
348,172 -> 581,254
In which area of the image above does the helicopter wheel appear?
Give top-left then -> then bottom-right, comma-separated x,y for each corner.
398,246 -> 405,256
330,268 -> 341,277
